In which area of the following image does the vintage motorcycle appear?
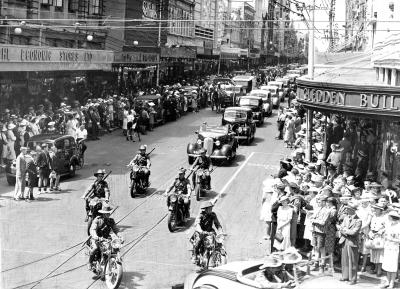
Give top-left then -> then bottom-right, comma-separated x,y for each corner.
191,232 -> 227,269
167,190 -> 190,232
85,237 -> 124,289
87,197 -> 108,235
127,165 -> 149,198
192,168 -> 209,201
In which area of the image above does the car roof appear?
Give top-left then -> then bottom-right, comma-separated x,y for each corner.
136,94 -> 161,100
241,95 -> 261,100
232,76 -> 254,81
260,85 -> 277,90
225,106 -> 252,112
250,90 -> 269,94
27,134 -> 69,142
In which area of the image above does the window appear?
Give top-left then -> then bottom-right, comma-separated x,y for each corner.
90,0 -> 103,15
41,0 -> 52,9
69,0 -> 78,12
54,0 -> 63,11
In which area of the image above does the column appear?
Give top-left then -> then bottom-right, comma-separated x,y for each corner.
306,109 -> 313,162
391,68 -> 397,86
385,68 -> 390,85
379,67 -> 385,82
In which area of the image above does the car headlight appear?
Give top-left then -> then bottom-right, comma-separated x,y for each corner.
111,238 -> 122,249
197,139 -> 202,145
238,127 -> 243,133
215,140 -> 221,146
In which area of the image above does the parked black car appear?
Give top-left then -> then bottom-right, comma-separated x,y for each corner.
5,134 -> 79,185
222,107 -> 256,145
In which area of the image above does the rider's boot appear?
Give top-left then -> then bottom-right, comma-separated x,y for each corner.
206,177 -> 211,190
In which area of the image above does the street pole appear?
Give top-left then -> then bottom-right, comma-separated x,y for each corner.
306,0 -> 315,162
156,0 -> 162,87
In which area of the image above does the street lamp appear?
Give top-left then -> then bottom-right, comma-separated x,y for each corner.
14,27 -> 22,34
133,40 -> 138,46
86,34 -> 93,41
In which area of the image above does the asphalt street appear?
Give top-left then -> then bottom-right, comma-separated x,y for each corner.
0,108 -> 378,289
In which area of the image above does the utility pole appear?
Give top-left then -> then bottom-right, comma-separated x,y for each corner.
328,0 -> 336,50
156,0 -> 162,86
306,0 -> 315,162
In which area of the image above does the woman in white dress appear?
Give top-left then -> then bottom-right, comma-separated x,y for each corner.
122,107 -> 129,136
356,196 -> 373,272
382,211 -> 400,289
369,203 -> 386,277
274,195 -> 293,251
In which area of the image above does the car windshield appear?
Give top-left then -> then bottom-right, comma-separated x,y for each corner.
26,140 -> 54,151
224,86 -> 234,91
250,92 -> 267,98
240,98 -> 259,106
224,110 -> 247,121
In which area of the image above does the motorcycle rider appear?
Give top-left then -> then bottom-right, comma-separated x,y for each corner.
191,201 -> 223,264
88,204 -> 123,271
82,169 -> 110,222
191,148 -> 213,190
166,168 -> 192,218
128,145 -> 151,187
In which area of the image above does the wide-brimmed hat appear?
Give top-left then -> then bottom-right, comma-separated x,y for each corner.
388,210 -> 400,219
371,203 -> 385,210
358,150 -> 367,158
48,121 -> 55,126
346,176 -> 355,182
340,191 -> 352,200
367,182 -> 382,189
307,186 -> 320,193
178,167 -> 186,174
98,204 -> 113,214
273,168 -> 288,179
279,195 -> 290,203
7,123 -> 15,130
311,174 -> 324,183
200,201 -> 214,209
259,256 -> 283,269
346,202 -> 358,211
360,191 -> 375,201
94,169 -> 106,177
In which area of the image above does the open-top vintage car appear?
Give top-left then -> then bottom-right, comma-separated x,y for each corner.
238,95 -> 264,126
222,107 -> 256,145
187,124 -> 238,164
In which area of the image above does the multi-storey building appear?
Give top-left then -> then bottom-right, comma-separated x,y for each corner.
0,0 -> 114,111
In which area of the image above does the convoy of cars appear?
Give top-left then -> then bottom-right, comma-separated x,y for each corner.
238,96 -> 264,126
221,107 -> 256,145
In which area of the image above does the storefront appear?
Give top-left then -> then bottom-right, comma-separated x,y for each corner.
160,46 -> 196,83
0,44 -> 114,110
113,51 -> 160,92
297,76 -> 400,183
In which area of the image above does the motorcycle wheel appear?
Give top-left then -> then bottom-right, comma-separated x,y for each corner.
105,257 -> 123,289
130,180 -> 136,198
167,212 -> 177,232
195,184 -> 201,201
207,252 -> 227,268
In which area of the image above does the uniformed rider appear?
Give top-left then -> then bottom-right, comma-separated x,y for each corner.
191,201 -> 223,264
82,169 -> 110,222
191,148 -> 213,190
166,168 -> 192,217
128,145 -> 151,186
88,204 -> 123,271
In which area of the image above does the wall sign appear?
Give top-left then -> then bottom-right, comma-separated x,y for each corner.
297,86 -> 400,112
114,52 -> 160,64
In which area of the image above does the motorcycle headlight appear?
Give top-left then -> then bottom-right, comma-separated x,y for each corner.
111,238 -> 122,249
170,195 -> 177,202
197,139 -> 202,145
215,140 -> 221,146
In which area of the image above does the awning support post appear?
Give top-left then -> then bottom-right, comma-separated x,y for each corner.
306,109 -> 313,162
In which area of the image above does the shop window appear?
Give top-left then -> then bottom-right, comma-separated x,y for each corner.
41,0 -> 52,9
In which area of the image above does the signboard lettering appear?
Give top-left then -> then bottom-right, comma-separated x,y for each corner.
0,48 -> 9,61
298,87 -> 400,111
114,52 -> 160,64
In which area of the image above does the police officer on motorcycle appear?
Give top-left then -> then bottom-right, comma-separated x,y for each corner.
128,145 -> 151,187
191,201 -> 223,264
191,148 -> 213,190
166,168 -> 192,217
88,204 -> 123,271
82,169 -> 110,222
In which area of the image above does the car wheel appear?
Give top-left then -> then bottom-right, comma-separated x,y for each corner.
6,175 -> 15,186
246,135 -> 251,145
69,164 -> 76,178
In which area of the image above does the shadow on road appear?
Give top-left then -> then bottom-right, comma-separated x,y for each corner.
198,190 -> 218,201
119,270 -> 146,288
174,217 -> 195,233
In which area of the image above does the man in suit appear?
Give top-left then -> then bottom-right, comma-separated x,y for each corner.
36,143 -> 51,193
337,202 -> 362,285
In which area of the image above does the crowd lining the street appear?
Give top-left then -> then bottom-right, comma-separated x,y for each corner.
261,102 -> 400,288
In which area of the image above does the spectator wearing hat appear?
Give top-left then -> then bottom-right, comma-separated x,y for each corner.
325,197 -> 338,260
369,203 -> 386,276
290,184 -> 312,248
14,146 -> 28,201
50,146 -> 63,191
337,202 -> 362,285
356,192 -> 373,272
25,150 -> 37,200
274,195 -> 293,251
6,123 -> 16,162
310,195 -> 330,273
276,106 -> 286,140
35,144 -> 51,193
270,181 -> 287,248
382,210 -> 400,288
65,114 -> 77,139
283,115 -> 295,148
327,144 -> 344,173
338,190 -> 353,223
